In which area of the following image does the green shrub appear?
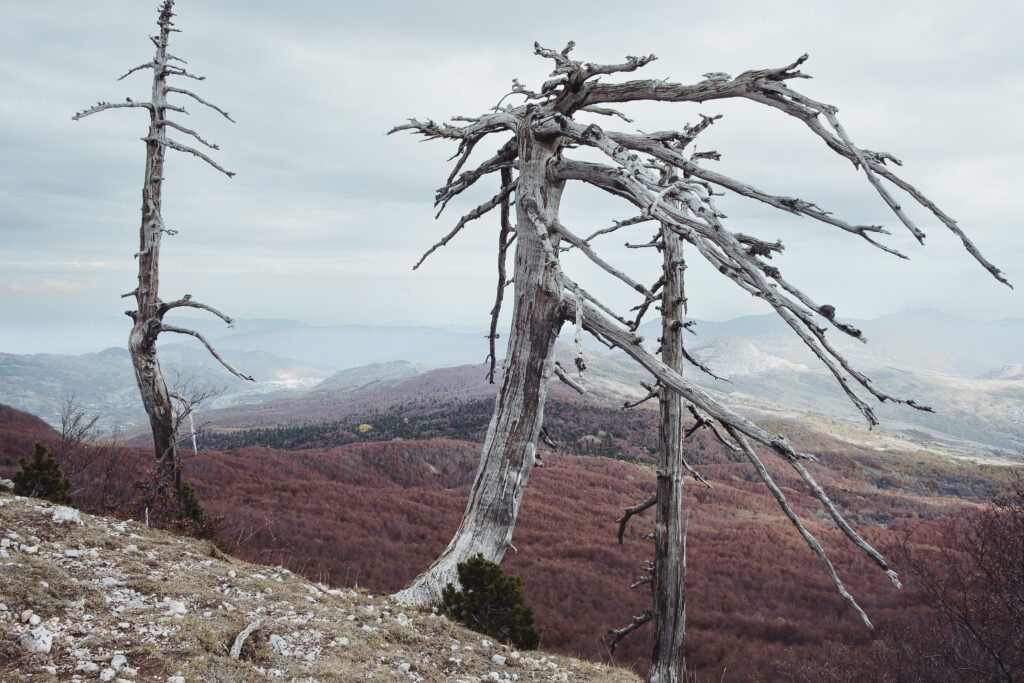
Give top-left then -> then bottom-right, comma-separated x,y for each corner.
13,442 -> 73,506
180,481 -> 205,525
441,554 -> 541,650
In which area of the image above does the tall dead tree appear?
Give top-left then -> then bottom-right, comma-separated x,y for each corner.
74,1 -> 252,494
391,43 -> 1008,677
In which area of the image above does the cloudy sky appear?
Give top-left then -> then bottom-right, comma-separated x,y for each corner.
2,0 -> 1021,353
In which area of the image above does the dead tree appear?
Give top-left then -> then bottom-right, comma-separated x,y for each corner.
390,44 -> 1008,670
73,1 -> 252,494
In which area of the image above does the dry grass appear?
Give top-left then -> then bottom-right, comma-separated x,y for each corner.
0,492 -> 640,682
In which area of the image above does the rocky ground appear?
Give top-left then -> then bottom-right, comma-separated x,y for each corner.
0,492 -> 639,682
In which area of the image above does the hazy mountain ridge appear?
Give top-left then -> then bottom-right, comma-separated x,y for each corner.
2,309 -> 1021,458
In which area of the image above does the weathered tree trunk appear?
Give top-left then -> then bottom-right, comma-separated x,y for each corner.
75,1 -> 249,499
650,221 -> 687,682
395,115 -> 565,606
130,21 -> 178,487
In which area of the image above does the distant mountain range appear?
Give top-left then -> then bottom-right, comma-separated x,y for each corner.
1,309 -> 1021,459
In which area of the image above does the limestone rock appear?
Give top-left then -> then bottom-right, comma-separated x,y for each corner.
18,625 -> 52,653
53,506 -> 83,525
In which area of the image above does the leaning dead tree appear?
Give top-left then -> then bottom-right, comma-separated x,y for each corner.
391,42 -> 1008,676
74,0 -> 252,494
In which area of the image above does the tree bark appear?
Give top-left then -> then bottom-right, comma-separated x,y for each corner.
76,1 -> 246,495
650,220 -> 687,682
129,4 -> 180,489
395,115 -> 565,606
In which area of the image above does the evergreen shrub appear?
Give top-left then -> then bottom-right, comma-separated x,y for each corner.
13,441 -> 74,506
441,553 -> 541,649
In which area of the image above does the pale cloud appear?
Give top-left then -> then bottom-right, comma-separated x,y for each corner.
0,0 -> 1021,353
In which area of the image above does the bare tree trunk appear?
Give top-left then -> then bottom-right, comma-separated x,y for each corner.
395,115 -> 565,606
75,1 -> 249,497
650,221 -> 687,682
130,32 -> 178,486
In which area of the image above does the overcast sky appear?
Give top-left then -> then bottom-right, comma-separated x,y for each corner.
1,0 -> 1021,354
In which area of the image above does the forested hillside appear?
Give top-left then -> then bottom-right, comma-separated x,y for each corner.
3,403 -> 1016,679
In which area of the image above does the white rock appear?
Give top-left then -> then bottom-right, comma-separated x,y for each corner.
227,570 -> 236,578
20,609 -> 32,623
111,654 -> 127,670
65,548 -> 80,558
167,676 -> 186,683
399,662 -> 411,672
166,601 -> 187,615
100,668 -> 116,681
0,478 -> 13,490
21,544 -> 38,554
491,654 -> 507,666
0,538 -> 9,548
18,625 -> 52,653
77,662 -> 100,674
396,612 -> 411,627
52,506 -> 83,525
337,637 -> 350,646
268,634 -> 287,653
0,603 -> 6,611
125,544 -> 137,551
481,639 -> 493,648
28,614 -> 41,626
43,666 -> 57,675
100,577 -> 124,588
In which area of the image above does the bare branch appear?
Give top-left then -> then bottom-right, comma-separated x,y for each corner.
160,324 -> 255,382
229,620 -> 262,659
72,101 -> 152,120
554,220 -> 657,301
787,457 -> 901,587
117,61 -> 156,80
623,383 -> 659,409
607,610 -> 653,654
723,425 -> 874,630
616,495 -> 656,544
435,137 -> 518,215
164,65 -> 205,81
158,137 -> 235,177
565,291 -> 817,464
165,86 -> 235,122
413,177 -> 517,270
158,294 -> 235,326
486,168 -> 514,383
553,362 -> 587,395
580,105 -> 633,122
582,215 -> 652,244
161,120 -> 221,149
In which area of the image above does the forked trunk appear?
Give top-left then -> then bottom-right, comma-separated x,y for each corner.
650,223 -> 687,682
395,116 -> 565,606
